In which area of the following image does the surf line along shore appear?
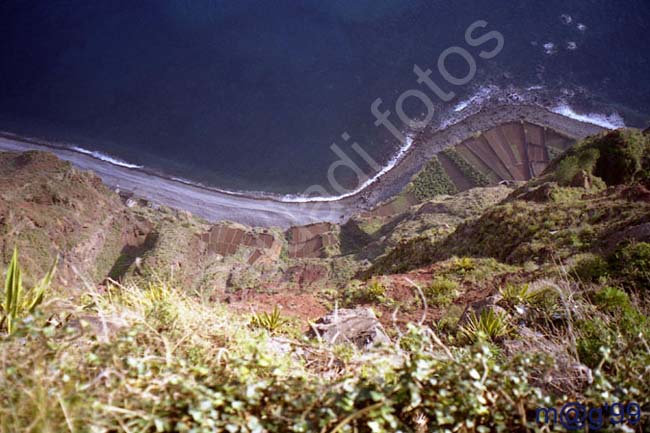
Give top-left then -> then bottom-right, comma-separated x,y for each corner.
0,104 -> 604,228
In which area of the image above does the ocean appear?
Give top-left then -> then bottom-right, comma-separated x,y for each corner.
1,0 -> 649,198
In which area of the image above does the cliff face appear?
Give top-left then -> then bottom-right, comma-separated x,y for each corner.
1,127 -> 649,324
1,128 -> 650,432
0,148 -> 515,320
0,151 -> 152,288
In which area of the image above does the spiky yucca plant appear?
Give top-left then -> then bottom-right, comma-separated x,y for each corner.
499,283 -> 534,306
459,308 -> 513,343
250,305 -> 287,333
0,248 -> 57,334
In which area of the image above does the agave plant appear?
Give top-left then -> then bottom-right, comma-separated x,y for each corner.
250,305 -> 287,333
459,308 -> 513,344
0,248 -> 57,334
499,283 -> 534,306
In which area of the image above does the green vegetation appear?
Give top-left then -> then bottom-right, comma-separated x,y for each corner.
459,308 -> 513,344
609,242 -> 650,291
358,279 -> 388,304
571,253 -> 609,282
341,279 -> 391,306
424,277 -> 459,307
409,156 -> 457,200
551,129 -> 650,186
2,129 -> 650,431
499,283 -> 534,306
576,286 -> 649,369
442,148 -> 490,187
450,256 -> 476,273
250,305 -> 288,334
2,279 -> 648,433
1,248 -> 56,334
555,148 -> 600,185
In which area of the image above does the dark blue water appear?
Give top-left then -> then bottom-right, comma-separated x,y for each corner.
1,0 -> 649,195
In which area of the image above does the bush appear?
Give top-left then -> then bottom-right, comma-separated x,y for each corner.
592,286 -> 648,339
424,277 -> 459,307
592,130 -> 646,185
576,317 -> 615,368
555,148 -> 600,185
450,257 -> 476,274
499,283 -> 534,307
578,287 -> 648,369
593,286 -> 632,313
572,254 -> 609,282
434,304 -> 465,335
346,279 -> 389,305
609,242 -> 650,291
410,156 -> 457,200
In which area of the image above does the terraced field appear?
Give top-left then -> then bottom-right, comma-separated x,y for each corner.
439,121 -> 574,191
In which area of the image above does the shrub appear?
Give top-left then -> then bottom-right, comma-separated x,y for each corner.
591,130 -> 646,185
410,156 -> 457,201
343,279 -> 390,306
609,242 -> 650,291
424,277 -> 459,307
593,286 -> 632,313
592,286 -> 648,339
576,317 -> 615,368
360,279 -> 388,304
555,148 -> 600,185
450,257 -> 476,274
571,254 -> 609,282
434,304 -> 465,335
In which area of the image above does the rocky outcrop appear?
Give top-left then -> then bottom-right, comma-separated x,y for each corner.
503,327 -> 592,394
308,307 -> 389,349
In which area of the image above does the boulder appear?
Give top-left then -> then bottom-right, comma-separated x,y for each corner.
515,182 -> 556,202
308,307 -> 389,349
502,327 -> 592,393
603,222 -> 650,254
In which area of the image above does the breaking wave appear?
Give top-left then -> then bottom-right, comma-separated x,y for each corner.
551,104 -> 625,130
70,146 -> 143,169
279,134 -> 415,203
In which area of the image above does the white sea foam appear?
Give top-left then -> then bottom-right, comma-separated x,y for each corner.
551,104 -> 626,130
453,86 -> 497,112
71,146 -> 143,169
279,134 -> 415,203
63,95 -> 626,204
566,41 -> 578,50
560,14 -> 573,25
577,23 -> 587,32
543,42 -> 557,55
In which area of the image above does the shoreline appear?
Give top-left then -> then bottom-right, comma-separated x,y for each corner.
0,103 -> 606,228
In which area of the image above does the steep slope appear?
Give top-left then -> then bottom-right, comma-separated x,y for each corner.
365,129 -> 650,276
0,151 -> 152,287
